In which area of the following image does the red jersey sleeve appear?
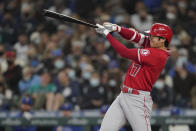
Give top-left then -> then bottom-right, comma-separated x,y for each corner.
106,34 -> 140,63
119,27 -> 151,48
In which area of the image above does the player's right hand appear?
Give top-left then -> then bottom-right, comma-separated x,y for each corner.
103,22 -> 121,32
95,24 -> 110,36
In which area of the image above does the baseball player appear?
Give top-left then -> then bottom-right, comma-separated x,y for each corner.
95,22 -> 173,131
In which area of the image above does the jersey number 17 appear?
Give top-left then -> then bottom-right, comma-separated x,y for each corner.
129,63 -> 141,77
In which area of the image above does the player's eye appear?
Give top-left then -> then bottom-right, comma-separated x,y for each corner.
158,36 -> 165,40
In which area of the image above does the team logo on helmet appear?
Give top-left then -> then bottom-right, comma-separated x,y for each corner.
140,49 -> 150,56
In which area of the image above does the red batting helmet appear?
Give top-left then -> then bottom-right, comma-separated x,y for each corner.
145,23 -> 173,44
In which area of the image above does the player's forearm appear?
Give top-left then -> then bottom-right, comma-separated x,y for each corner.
106,34 -> 138,61
119,27 -> 148,47
119,27 -> 136,40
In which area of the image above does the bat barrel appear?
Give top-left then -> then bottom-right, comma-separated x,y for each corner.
42,9 -> 98,28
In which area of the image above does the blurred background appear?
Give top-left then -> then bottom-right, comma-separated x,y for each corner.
0,0 -> 196,131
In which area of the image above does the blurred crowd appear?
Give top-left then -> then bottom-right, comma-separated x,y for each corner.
0,0 -> 196,112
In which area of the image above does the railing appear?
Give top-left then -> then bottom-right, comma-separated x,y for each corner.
0,116 -> 196,131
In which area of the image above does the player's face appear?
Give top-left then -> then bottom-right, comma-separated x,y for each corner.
149,35 -> 165,48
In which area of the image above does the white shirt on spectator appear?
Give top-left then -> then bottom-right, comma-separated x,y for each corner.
14,42 -> 29,66
130,14 -> 153,33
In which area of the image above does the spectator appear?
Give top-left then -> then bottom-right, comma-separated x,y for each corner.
52,49 -> 66,75
18,66 -> 41,95
0,11 -> 18,45
165,5 -> 178,25
38,32 -> 50,55
80,71 -> 106,109
65,67 -> 77,81
18,0 -> 37,34
54,70 -> 80,109
14,33 -> 29,66
107,66 -> 123,103
151,75 -> 173,109
90,41 -> 111,72
66,42 -> 83,68
173,64 -> 195,108
0,75 -> 12,110
3,51 -> 22,95
13,95 -> 36,131
28,71 -> 56,111
130,1 -> 153,32
54,103 -> 83,131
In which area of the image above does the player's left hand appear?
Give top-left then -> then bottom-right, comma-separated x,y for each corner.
95,24 -> 111,36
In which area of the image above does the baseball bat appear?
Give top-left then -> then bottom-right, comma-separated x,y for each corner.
42,9 -> 98,28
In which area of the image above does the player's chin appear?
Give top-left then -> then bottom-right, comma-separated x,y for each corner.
150,43 -> 159,48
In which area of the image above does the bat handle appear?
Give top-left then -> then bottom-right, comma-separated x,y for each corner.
42,9 -> 48,15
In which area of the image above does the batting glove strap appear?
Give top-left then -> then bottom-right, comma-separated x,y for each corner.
103,30 -> 110,36
116,25 -> 121,32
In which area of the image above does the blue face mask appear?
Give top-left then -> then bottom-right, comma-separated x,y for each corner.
109,79 -> 117,87
68,70 -> 76,80
154,81 -> 164,90
82,72 -> 91,80
54,60 -> 64,69
79,62 -> 88,70
90,78 -> 100,87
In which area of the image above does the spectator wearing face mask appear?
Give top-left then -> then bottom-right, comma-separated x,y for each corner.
50,49 -> 66,75
65,67 -> 77,81
18,66 -> 41,95
80,64 -> 94,89
54,70 -> 81,109
130,1 -> 153,32
172,56 -> 195,108
151,75 -> 173,109
80,71 -> 106,109
3,51 -> 22,95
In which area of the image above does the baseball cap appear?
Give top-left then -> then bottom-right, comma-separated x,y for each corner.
22,96 -> 33,105
100,105 -> 110,113
60,103 -> 73,111
5,51 -> 16,58
170,107 -> 180,115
